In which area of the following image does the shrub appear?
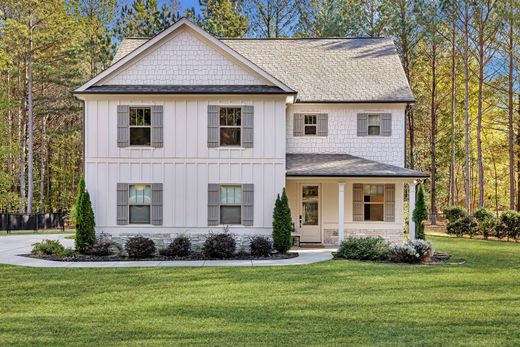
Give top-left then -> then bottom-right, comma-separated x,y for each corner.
31,239 -> 66,257
336,236 -> 390,261
249,236 -> 273,257
410,239 -> 433,261
443,205 -> 468,224
389,240 -> 433,264
75,177 -> 96,252
125,236 -> 156,258
162,235 -> 192,257
495,211 -> 520,241
413,184 -> 428,240
82,238 -> 115,256
202,232 -> 236,259
272,189 -> 293,254
446,216 -> 476,237
473,208 -> 496,239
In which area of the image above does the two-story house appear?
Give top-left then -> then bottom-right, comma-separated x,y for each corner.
73,18 -> 427,248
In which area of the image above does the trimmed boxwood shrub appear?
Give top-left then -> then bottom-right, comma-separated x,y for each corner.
202,233 -> 236,259
443,205 -> 468,224
495,211 -> 520,241
473,208 -> 496,239
125,236 -> 156,258
162,235 -> 192,257
336,236 -> 390,261
31,239 -> 66,256
82,238 -> 116,256
446,215 -> 477,237
249,236 -> 273,257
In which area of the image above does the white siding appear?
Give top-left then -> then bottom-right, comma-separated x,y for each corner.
84,95 -> 286,236
286,104 -> 406,167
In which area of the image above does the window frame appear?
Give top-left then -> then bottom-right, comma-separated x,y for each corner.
366,114 -> 382,136
363,184 -> 385,222
219,185 -> 242,225
219,107 -> 242,147
303,114 -> 318,136
129,106 -> 152,147
128,183 -> 152,224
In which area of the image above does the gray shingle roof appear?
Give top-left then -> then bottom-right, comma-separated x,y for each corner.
286,153 -> 427,178
111,37 -> 414,103
78,85 -> 293,95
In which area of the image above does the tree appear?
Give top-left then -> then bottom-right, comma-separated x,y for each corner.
200,0 -> 248,38
74,177 -> 95,251
272,188 -> 292,253
247,0 -> 296,37
413,184 -> 428,240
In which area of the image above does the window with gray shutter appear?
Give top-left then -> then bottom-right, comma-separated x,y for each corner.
357,114 -> 368,137
151,105 -> 164,148
117,183 -> 129,225
241,184 -> 254,226
353,184 -> 364,221
117,105 -> 130,147
242,105 -> 254,148
384,184 -> 395,222
317,113 -> 328,136
207,105 -> 219,147
381,113 -> 392,136
208,184 -> 220,226
293,113 -> 304,136
151,183 -> 163,225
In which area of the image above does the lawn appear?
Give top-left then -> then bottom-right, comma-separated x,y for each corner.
0,236 -> 519,346
0,229 -> 74,236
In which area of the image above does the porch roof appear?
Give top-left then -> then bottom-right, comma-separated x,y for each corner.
286,153 -> 428,178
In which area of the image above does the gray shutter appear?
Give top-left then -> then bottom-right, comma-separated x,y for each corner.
353,184 -> 364,222
241,184 -> 254,226
293,113 -> 304,136
208,105 -> 219,148
117,105 -> 130,147
384,184 -> 395,222
151,105 -> 163,147
317,113 -> 328,136
381,113 -> 392,136
242,105 -> 254,148
151,183 -> 163,225
208,184 -> 220,226
357,113 -> 368,137
117,183 -> 129,225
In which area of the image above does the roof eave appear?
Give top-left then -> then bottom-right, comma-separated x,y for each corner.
294,99 -> 415,104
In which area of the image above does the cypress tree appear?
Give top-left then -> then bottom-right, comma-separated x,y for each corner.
413,184 -> 428,240
75,177 -> 96,252
272,188 -> 293,253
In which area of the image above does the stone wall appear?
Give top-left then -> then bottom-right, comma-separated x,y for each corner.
323,228 -> 404,245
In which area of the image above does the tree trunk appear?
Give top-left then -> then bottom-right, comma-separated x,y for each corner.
430,31 -> 438,225
18,62 -> 26,214
27,17 -> 34,214
449,8 -> 456,206
463,2 -> 471,212
517,93 -> 520,211
39,115 -> 47,212
508,0 -> 516,210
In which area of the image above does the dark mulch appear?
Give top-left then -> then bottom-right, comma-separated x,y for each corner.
25,252 -> 299,262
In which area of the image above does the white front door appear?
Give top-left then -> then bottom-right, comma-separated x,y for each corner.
299,184 -> 321,243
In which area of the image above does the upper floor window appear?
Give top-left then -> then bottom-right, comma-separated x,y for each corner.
304,115 -> 317,135
367,114 -> 381,136
363,184 -> 384,221
220,107 -> 241,146
129,107 -> 151,146
129,184 -> 152,224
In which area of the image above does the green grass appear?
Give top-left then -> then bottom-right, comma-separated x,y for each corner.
1,236 -> 519,346
0,229 -> 74,236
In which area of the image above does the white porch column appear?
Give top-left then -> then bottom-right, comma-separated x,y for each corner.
409,182 -> 416,240
338,183 -> 345,244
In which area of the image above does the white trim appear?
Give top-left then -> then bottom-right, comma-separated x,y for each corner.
74,18 -> 295,93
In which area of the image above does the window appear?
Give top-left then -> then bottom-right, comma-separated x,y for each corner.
363,185 -> 384,221
129,184 -> 151,224
220,185 -> 241,224
129,107 -> 151,146
367,114 -> 381,136
304,115 -> 317,135
220,107 -> 241,146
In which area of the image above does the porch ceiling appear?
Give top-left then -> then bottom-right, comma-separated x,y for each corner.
286,153 -> 428,178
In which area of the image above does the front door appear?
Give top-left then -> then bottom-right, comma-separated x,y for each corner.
300,184 -> 321,242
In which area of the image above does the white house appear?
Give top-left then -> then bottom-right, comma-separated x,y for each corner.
73,18 -> 427,248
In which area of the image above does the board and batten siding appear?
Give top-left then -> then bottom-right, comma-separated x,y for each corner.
84,95 -> 286,235
286,104 -> 406,167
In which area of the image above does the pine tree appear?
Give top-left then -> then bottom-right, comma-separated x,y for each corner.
413,184 -> 428,240
75,177 -> 96,251
272,188 -> 292,253
200,0 -> 248,37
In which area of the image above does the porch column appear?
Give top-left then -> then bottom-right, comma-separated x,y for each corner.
338,183 -> 345,244
409,182 -> 416,240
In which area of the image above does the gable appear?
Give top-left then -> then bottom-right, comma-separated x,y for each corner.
102,29 -> 270,86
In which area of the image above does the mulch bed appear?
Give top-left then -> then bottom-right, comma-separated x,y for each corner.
25,252 -> 299,262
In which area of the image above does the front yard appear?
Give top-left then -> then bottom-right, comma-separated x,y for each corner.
1,236 -> 519,346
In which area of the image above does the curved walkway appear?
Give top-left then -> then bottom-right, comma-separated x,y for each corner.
0,234 -> 334,268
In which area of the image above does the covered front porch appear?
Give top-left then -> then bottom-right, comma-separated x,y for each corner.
285,153 -> 428,245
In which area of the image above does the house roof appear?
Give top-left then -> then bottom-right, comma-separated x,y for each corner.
286,153 -> 427,178
74,84 -> 293,95
110,35 -> 414,103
